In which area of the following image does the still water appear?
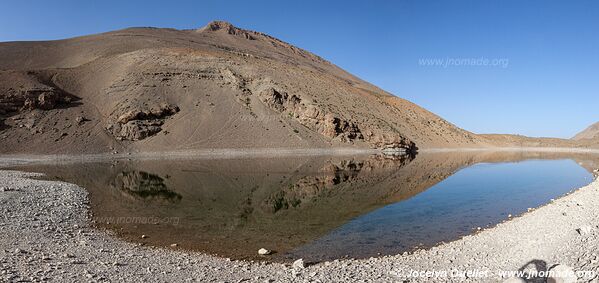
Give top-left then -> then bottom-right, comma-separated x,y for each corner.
16,151 -> 596,262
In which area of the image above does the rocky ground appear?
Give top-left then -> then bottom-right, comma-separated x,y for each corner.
1,168 -> 599,282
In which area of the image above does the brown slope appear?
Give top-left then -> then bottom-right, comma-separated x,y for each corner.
573,122 -> 599,141
0,21 -> 490,154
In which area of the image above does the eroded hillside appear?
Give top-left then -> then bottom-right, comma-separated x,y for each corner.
0,21 -> 493,154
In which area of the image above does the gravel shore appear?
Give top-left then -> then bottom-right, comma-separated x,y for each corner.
1,169 -> 599,282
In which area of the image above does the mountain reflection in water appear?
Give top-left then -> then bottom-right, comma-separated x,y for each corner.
16,151 -> 597,262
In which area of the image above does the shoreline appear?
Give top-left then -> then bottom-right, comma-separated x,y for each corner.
421,146 -> 599,154
1,146 -> 598,167
0,148 -> 380,167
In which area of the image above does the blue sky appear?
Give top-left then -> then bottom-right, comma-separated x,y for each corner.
1,1 -> 597,138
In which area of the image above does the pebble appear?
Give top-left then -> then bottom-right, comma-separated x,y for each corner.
292,259 -> 305,269
577,225 -> 592,235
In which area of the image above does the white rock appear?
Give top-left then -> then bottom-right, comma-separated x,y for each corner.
547,264 -> 577,283
577,225 -> 592,235
292,259 -> 305,269
258,248 -> 271,255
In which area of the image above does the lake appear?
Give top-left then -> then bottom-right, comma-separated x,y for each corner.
14,151 -> 597,262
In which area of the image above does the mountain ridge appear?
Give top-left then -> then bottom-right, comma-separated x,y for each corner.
0,21 -> 579,154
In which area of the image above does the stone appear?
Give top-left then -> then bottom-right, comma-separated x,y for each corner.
258,248 -> 271,255
141,235 -> 148,239
292,259 -> 305,269
547,264 -> 577,283
75,116 -> 87,125
577,226 -> 592,235
37,92 -> 57,110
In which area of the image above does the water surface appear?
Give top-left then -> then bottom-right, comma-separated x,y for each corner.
15,151 -> 597,261
287,159 -> 592,260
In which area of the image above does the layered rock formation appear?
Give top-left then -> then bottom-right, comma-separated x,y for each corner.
0,21 -> 491,154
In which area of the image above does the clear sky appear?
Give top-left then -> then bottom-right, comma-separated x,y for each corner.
1,0 -> 597,138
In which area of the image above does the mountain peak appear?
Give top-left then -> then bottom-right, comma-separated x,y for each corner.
200,20 -> 235,32
197,20 -> 255,40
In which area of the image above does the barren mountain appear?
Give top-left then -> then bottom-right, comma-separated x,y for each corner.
573,122 -> 599,141
0,21 -> 504,154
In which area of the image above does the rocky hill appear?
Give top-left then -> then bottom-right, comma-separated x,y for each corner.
1,21 -> 492,154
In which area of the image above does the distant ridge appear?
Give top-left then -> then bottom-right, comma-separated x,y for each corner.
573,122 -> 599,140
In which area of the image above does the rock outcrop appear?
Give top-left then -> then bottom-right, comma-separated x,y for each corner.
256,86 -> 416,151
0,70 -> 80,116
259,87 -> 366,143
0,85 -> 74,115
197,21 -> 256,40
106,103 -> 179,141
